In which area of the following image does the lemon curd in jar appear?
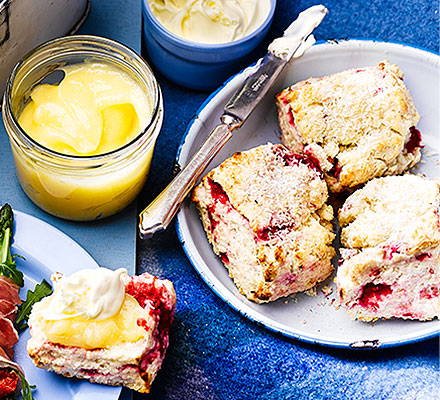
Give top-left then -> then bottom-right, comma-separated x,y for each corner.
3,36 -> 162,221
18,62 -> 150,156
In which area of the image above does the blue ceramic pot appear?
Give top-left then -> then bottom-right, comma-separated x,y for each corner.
142,0 -> 276,91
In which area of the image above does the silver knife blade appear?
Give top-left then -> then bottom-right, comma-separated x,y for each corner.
223,4 -> 328,124
139,5 -> 328,238
222,51 -> 290,125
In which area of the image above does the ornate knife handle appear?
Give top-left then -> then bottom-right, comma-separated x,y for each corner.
139,117 -> 238,238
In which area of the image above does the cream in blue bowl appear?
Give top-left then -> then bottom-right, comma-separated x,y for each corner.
142,0 -> 276,91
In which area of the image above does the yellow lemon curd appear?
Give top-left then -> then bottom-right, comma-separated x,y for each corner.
31,268 -> 149,349
15,62 -> 156,221
35,294 -> 149,349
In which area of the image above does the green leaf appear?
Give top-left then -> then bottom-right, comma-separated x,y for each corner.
15,280 -> 53,333
0,204 -> 13,241
0,204 -> 24,287
0,260 -> 24,287
15,369 -> 36,400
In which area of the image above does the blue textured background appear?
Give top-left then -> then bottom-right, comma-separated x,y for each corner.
136,1 -> 439,400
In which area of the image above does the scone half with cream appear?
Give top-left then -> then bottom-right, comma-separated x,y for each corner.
27,268 -> 176,393
336,175 -> 440,322
276,61 -> 421,192
192,143 -> 335,303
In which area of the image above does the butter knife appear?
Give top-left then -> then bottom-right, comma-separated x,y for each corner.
139,5 -> 328,238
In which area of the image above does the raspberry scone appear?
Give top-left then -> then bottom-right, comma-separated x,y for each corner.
27,268 -> 176,393
276,61 -> 421,192
337,175 -> 440,321
191,143 -> 335,303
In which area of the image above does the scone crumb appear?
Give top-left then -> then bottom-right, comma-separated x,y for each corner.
321,285 -> 333,297
304,287 -> 317,297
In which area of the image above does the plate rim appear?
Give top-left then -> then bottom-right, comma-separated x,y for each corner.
12,209 -> 122,399
175,39 -> 440,349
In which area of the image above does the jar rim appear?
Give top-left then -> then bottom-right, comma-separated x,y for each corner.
3,34 -> 162,161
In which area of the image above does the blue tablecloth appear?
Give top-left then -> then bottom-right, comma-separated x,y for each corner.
136,1 -> 439,399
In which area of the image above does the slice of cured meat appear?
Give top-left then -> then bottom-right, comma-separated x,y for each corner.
0,300 -> 17,321
0,276 -> 21,305
0,318 -> 19,357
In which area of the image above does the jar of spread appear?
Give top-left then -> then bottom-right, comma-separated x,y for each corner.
3,36 -> 163,221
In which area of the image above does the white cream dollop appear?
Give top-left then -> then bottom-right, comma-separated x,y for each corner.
44,267 -> 128,321
268,5 -> 328,59
148,0 -> 272,44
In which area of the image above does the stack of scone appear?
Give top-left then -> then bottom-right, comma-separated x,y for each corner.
192,60 -> 439,322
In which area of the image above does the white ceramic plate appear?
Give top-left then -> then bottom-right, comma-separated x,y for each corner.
11,210 -> 122,399
176,40 -> 440,349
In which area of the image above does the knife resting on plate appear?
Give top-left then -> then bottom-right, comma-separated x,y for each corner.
139,5 -> 328,238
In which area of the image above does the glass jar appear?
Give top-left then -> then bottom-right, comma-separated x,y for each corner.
3,35 -> 163,221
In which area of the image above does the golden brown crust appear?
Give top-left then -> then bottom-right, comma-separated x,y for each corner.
192,144 -> 335,303
276,61 -> 421,192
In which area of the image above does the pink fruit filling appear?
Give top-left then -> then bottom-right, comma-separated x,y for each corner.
383,243 -> 404,260
415,253 -> 431,261
220,252 -> 229,264
207,205 -> 219,232
369,269 -> 381,277
405,126 -> 422,154
373,87 -> 384,96
79,368 -> 101,377
279,273 -> 297,286
279,97 -> 296,128
420,285 -> 440,300
329,160 -> 342,180
257,223 -> 295,242
125,277 -> 175,374
208,179 -> 229,205
286,106 -> 295,127
357,282 -> 392,310
205,179 -> 232,232
273,146 -> 323,176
